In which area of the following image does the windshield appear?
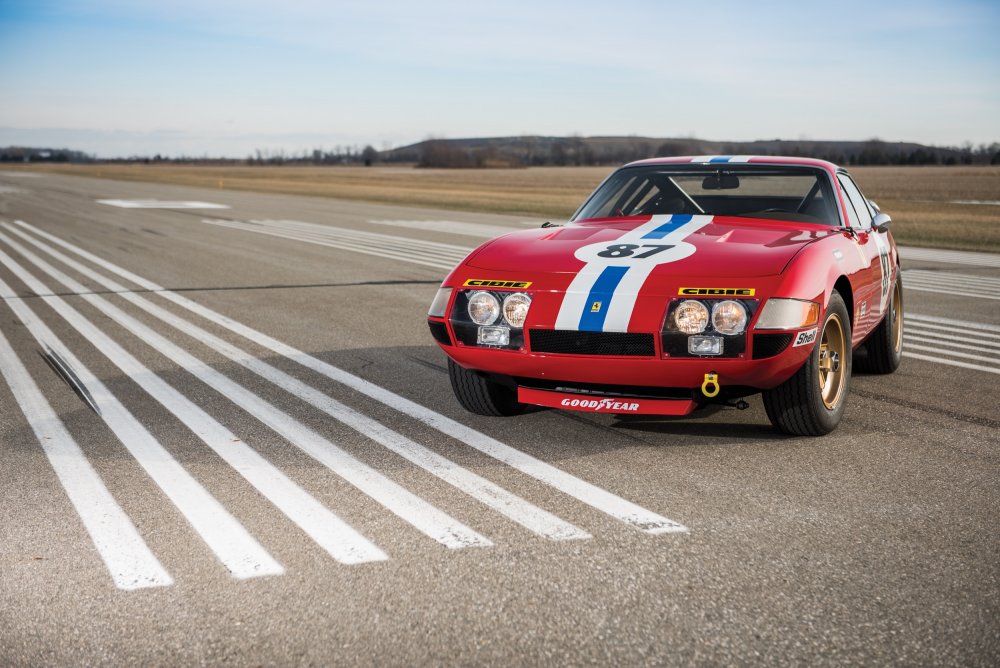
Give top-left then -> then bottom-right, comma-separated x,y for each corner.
574,165 -> 840,226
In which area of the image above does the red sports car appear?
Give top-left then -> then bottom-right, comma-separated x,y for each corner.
427,156 -> 903,435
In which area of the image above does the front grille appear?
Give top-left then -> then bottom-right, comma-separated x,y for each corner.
752,333 -> 793,359
529,329 -> 656,356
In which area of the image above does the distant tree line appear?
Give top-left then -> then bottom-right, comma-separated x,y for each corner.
5,137 -> 999,168
0,146 -> 94,163
397,137 -> 1000,169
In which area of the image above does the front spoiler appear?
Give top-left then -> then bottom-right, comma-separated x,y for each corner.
517,387 -> 698,416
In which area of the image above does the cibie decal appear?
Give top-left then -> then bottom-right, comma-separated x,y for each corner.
463,279 -> 532,289
678,287 -> 755,297
560,397 -> 640,412
555,214 -> 714,333
793,328 -> 818,347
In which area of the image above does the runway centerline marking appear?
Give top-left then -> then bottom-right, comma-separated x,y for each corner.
98,199 -> 229,209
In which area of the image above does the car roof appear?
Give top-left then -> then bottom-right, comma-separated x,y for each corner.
625,155 -> 841,172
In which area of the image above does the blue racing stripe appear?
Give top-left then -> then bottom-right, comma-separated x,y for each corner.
577,265 -> 630,332
641,214 -> 692,239
709,156 -> 732,163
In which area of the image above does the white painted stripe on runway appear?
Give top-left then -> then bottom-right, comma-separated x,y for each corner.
13,220 -> 687,534
0,254 -> 283,580
7,225 -> 588,542
238,223 -> 470,263
367,219 -> 523,238
906,331 -> 1000,351
903,285 -> 1000,301
0,242 -> 386,565
203,219 -> 464,270
899,246 -> 1000,268
907,313 -> 1000,333
0,324 -> 172,590
98,199 -> 229,209
905,342 -> 1000,365
903,269 -> 1000,287
903,351 -> 1000,375
1,230 -> 490,550
905,321 -> 1000,341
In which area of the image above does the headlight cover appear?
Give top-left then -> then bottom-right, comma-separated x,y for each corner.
756,298 -> 820,330
428,287 -> 452,317
673,300 -> 709,334
467,291 -> 501,325
502,292 -> 531,328
711,300 -> 748,335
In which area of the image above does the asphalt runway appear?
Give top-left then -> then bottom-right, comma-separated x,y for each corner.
1,171 -> 997,666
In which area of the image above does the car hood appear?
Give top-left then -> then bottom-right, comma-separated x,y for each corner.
466,216 -> 834,278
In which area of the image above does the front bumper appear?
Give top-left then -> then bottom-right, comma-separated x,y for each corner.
434,321 -> 813,392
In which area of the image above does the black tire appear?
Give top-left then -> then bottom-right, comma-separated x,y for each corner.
763,291 -> 852,436
448,359 -> 526,416
856,273 -> 903,374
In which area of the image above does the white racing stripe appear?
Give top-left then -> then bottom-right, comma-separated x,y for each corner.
0,324 -> 172,590
202,218 -> 472,270
0,242 -> 387,565
0,230 -> 490,550
0,255 -> 283,580
6,226 -> 590,542
13,219 -> 688,534
555,214 -> 713,332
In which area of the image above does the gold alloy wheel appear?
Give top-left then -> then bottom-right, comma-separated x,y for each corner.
891,280 -> 903,353
818,313 -> 847,410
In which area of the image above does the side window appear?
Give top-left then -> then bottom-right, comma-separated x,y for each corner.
837,174 -> 873,229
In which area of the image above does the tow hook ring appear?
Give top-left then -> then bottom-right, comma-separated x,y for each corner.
701,372 -> 720,398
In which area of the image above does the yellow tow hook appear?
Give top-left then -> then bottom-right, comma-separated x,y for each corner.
701,372 -> 720,398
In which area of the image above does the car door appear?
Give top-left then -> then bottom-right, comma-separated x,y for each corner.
837,173 -> 890,339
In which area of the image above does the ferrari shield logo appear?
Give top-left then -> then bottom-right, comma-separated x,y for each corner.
591,301 -> 602,312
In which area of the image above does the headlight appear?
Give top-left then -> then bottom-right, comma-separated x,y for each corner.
711,300 -> 748,335
756,298 -> 820,330
428,287 -> 452,317
467,291 -> 501,325
674,300 -> 709,334
502,292 -> 531,328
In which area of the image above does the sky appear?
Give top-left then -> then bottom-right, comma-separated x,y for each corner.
1,0 -> 998,158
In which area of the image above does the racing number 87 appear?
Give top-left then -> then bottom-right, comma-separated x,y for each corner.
597,244 -> 673,259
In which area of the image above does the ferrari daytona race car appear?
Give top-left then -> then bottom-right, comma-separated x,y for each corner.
427,156 -> 903,435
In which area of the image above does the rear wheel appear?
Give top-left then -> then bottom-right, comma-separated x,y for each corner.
763,292 -> 852,436
448,359 -> 526,416
856,274 -> 903,374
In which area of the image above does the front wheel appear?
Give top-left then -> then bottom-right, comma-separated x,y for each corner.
763,292 -> 852,436
448,359 -> 526,416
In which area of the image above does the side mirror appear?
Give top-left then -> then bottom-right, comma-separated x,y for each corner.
872,212 -> 891,233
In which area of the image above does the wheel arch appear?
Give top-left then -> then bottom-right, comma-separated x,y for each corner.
833,275 -> 854,332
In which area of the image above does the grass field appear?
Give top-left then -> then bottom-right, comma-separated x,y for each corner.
13,163 -> 1000,252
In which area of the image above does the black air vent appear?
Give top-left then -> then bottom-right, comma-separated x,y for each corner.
752,333 -> 793,359
529,330 -> 655,357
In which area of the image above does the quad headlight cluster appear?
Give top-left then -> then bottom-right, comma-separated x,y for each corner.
448,290 -> 532,349
664,298 -> 756,357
